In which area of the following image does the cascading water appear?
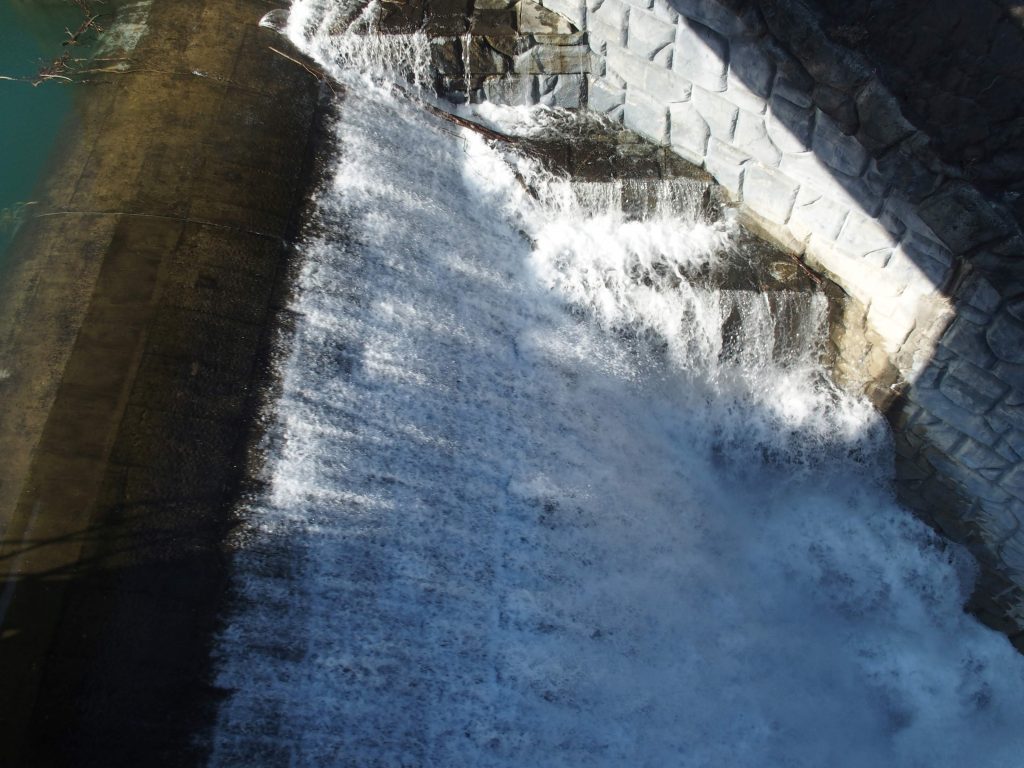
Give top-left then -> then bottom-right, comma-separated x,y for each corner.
208,1 -> 1024,765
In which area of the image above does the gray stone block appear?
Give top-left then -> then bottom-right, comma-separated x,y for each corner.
734,109 -> 780,167
773,75 -> 812,109
766,93 -> 813,153
741,165 -> 798,225
724,40 -> 773,113
955,437 -> 1011,472
913,415 -> 966,454
875,133 -> 943,203
729,39 -> 773,97
855,79 -> 916,152
917,182 -> 1013,256
941,317 -> 998,370
914,385 -> 1000,447
483,74 -> 540,105
624,87 -> 669,142
627,8 -> 675,60
691,85 -> 738,141
1009,297 -> 1024,323
1006,430 -> 1024,459
586,75 -> 625,112
813,111 -> 868,177
667,0 -> 765,38
1005,463 -> 1024,501
789,187 -> 848,242
521,0 -> 577,33
673,17 -> 728,92
540,73 -> 586,107
514,44 -> 596,73
668,100 -> 709,161
987,311 -> 1024,364
940,360 -> 1008,414
992,361 -> 1024,402
960,275 -> 1002,316
703,137 -> 748,197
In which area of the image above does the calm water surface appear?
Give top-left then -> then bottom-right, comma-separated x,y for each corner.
0,1 -> 79,265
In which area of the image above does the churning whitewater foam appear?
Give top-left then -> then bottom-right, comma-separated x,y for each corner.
208,3 -> 1024,766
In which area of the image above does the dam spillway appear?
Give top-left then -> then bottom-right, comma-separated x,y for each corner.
1,0 -> 1024,765
204,3 -> 1024,764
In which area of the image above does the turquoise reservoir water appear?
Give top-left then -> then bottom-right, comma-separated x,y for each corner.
0,1 -> 80,264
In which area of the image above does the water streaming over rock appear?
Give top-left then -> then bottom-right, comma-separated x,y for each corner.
208,2 -> 1024,765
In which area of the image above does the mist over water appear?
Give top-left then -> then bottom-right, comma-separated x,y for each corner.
209,3 -> 1024,765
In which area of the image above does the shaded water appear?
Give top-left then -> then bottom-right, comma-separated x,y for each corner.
0,1 -> 79,263
209,2 -> 1024,765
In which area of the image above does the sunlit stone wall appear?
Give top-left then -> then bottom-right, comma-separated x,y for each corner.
517,0 -> 1024,637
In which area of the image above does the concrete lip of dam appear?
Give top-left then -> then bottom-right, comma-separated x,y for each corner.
0,0 -> 326,762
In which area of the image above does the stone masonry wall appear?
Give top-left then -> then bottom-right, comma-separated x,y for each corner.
518,0 -> 1024,640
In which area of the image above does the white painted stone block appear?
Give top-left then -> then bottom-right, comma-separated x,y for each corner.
813,111 -> 868,177
742,165 -> 799,225
649,0 -> 678,25
779,152 -> 879,213
588,0 -> 629,47
691,85 -> 738,141
837,210 -> 900,261
703,138 -> 748,197
673,17 -> 728,93
624,87 -> 669,143
669,100 -> 709,162
587,75 -> 626,113
540,0 -> 587,28
734,109 -> 780,167
805,240 -> 881,307
607,45 -> 691,102
627,8 -> 675,60
867,294 -> 918,352
885,243 -> 947,296
788,186 -> 849,242
766,93 -> 814,153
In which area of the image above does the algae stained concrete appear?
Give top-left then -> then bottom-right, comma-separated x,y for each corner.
0,0 -> 325,764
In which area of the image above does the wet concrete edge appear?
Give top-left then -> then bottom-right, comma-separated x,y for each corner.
0,0 -> 334,763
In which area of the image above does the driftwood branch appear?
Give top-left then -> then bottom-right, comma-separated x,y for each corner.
267,46 -> 339,95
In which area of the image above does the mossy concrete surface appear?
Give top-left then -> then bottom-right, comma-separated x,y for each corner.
0,0 -> 324,763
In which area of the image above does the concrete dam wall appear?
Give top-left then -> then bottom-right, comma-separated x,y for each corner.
396,0 -> 1024,640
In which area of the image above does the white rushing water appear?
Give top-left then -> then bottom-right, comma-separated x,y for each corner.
208,2 -> 1024,765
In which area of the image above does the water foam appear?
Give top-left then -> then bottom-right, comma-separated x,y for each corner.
207,3 -> 1024,765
